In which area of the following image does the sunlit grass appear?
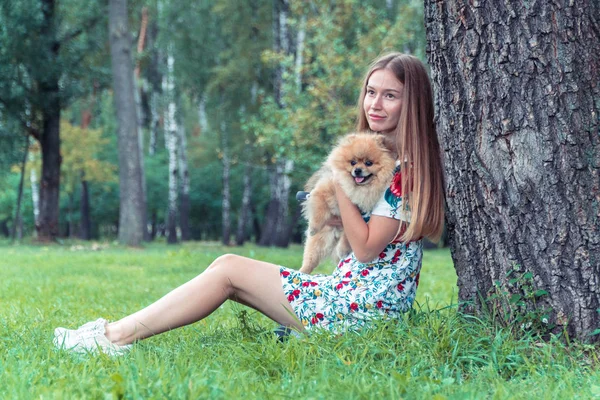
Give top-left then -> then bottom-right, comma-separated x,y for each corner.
0,240 -> 597,399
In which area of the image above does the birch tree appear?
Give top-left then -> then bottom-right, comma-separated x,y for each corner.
164,51 -> 179,245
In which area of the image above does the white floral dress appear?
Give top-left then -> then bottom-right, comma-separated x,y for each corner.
280,168 -> 423,332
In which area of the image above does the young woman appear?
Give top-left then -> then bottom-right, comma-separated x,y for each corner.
54,52 -> 445,355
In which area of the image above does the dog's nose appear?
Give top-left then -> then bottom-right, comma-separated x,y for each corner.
354,168 -> 362,176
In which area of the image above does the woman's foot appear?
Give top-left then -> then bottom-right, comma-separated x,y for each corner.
53,318 -> 132,356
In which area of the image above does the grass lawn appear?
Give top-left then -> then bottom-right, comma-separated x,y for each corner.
0,240 -> 597,399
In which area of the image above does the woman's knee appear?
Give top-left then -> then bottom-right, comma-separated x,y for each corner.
207,253 -> 240,273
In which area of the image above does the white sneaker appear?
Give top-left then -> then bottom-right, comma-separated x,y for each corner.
53,318 -> 132,356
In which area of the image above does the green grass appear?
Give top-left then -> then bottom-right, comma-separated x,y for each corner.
0,240 -> 598,399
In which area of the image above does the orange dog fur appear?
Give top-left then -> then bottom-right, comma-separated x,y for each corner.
300,133 -> 396,274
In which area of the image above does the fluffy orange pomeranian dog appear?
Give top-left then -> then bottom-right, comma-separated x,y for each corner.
299,133 -> 397,274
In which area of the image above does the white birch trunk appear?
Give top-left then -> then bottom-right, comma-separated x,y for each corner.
163,51 -> 179,244
274,159 -> 293,246
198,93 -> 209,133
221,119 -> 231,245
295,15 -> 306,94
177,123 -> 191,240
149,91 -> 159,156
29,154 -> 40,234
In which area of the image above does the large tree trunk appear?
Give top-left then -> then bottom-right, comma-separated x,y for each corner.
425,1 -> 600,341
109,0 -> 146,246
37,103 -> 61,241
35,0 -> 61,242
164,51 -> 179,245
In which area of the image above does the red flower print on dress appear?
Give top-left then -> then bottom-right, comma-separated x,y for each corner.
336,283 -> 343,290
376,300 -> 383,309
310,282 -> 318,286
345,271 -> 352,278
415,272 -> 420,287
390,172 -> 403,197
292,289 -> 300,298
287,294 -> 294,302
391,249 -> 402,263
281,271 -> 290,277
350,303 -> 359,311
361,269 -> 369,277
379,252 -> 386,259
316,313 -> 324,320
397,282 -> 404,291
302,282 -> 310,287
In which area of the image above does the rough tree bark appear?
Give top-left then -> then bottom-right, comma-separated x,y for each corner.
109,0 -> 146,246
425,1 -> 600,341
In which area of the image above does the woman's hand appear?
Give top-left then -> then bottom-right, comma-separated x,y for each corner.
334,182 -> 399,263
325,217 -> 343,227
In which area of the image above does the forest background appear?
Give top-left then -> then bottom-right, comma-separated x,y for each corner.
0,0 -> 428,246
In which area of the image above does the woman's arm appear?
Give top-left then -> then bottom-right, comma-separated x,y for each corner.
335,183 -> 399,263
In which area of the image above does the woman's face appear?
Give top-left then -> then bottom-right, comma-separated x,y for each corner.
363,68 -> 404,134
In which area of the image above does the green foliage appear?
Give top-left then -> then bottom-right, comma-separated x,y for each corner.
479,264 -> 555,338
0,0 -> 432,240
0,0 -> 109,122
246,0 -> 429,179
0,244 -> 598,398
59,120 -> 117,194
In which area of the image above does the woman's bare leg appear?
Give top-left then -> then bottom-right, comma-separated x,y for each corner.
104,254 -> 302,345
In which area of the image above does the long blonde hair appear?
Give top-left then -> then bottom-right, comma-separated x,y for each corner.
356,52 -> 445,242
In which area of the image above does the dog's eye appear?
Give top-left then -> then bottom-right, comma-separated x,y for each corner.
365,160 -> 373,167
350,160 -> 357,166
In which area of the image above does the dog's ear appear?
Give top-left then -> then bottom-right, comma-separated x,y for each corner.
374,134 -> 389,150
376,134 -> 397,155
337,132 -> 356,147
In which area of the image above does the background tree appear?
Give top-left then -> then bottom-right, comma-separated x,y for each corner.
424,1 -> 600,341
109,0 -> 147,246
0,0 -> 107,241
